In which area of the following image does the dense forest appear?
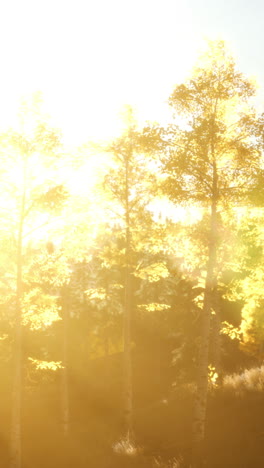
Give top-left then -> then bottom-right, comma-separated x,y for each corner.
2,40 -> 264,468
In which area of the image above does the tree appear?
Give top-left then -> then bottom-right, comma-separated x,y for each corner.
160,40 -> 263,466
0,93 -> 68,468
223,211 -> 264,361
102,106 -> 161,440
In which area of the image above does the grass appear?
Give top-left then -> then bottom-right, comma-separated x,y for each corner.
112,433 -> 143,457
152,456 -> 183,467
223,365 -> 264,394
112,434 -> 183,467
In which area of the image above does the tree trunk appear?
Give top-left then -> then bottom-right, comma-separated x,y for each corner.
191,159 -> 218,467
124,262 -> 133,436
10,304 -> 22,468
61,287 -> 70,438
210,293 -> 222,379
10,161 -> 26,468
123,141 -> 133,439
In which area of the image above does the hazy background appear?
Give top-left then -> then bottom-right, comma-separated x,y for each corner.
0,0 -> 263,144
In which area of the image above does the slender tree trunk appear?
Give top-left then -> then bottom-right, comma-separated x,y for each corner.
124,259 -> 133,436
10,160 -> 27,468
210,293 -> 222,379
61,287 -> 70,438
104,336 -> 109,357
123,145 -> 133,438
10,264 -> 22,468
104,276 -> 110,358
191,156 -> 218,467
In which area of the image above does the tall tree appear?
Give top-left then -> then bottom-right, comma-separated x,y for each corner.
102,106 -> 158,440
160,40 -> 263,466
0,93 -> 67,468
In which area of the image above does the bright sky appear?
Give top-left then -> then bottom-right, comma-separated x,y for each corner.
0,0 -> 263,146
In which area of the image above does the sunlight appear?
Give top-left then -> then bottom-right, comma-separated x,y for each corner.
2,3 -> 264,466
0,0 -> 202,146
150,198 -> 202,224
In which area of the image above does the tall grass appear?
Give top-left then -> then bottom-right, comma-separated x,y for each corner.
223,365 -> 264,394
152,456 -> 183,467
112,433 -> 142,457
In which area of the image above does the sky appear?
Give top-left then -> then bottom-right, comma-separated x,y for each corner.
0,0 -> 263,146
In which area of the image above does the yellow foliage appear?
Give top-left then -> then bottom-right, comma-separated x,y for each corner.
28,357 -> 63,371
134,262 -> 169,282
85,288 -> 107,300
232,269 -> 264,345
22,288 -> 61,330
208,364 -> 219,387
137,303 -> 170,312
221,321 -> 242,340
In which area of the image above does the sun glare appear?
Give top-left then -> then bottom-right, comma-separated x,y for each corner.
0,0 -> 203,147
2,1 -> 264,468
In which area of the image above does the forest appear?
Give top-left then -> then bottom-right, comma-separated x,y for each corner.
2,40 -> 264,468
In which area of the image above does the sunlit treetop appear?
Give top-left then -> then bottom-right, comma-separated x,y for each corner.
1,92 -> 63,167
169,40 -> 256,117
0,93 -> 68,211
162,40 -> 264,206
